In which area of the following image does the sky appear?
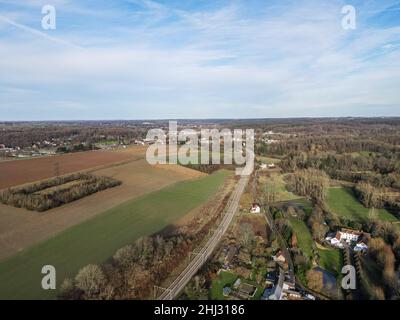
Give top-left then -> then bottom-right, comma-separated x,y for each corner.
0,0 -> 399,120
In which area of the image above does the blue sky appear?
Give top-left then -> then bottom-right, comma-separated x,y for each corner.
0,0 -> 399,120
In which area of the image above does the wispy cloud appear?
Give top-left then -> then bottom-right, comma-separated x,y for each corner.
0,0 -> 399,120
0,15 -> 82,48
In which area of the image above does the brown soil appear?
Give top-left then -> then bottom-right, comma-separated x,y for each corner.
0,146 -> 147,190
0,148 -> 204,260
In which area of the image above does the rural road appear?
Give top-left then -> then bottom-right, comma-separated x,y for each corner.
157,174 -> 250,300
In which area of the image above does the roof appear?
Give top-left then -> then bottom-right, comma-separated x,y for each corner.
238,283 -> 257,297
223,286 -> 232,296
233,278 -> 241,288
261,287 -> 274,300
340,228 -> 365,236
266,272 -> 277,282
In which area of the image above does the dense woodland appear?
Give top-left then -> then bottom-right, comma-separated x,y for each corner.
0,122 -> 149,148
254,119 -> 400,215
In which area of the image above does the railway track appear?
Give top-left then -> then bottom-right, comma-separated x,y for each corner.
157,174 -> 249,300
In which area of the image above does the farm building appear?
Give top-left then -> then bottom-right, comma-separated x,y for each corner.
250,203 -> 261,213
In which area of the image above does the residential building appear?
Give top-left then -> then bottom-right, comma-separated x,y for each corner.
325,228 -> 370,249
250,203 -> 261,214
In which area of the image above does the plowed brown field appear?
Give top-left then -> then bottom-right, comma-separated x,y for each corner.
0,147 -> 147,190
0,148 -> 205,260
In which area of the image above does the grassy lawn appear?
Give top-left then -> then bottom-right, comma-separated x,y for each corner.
99,139 -> 119,144
291,198 -> 313,215
256,156 -> 281,164
210,271 -> 238,300
0,170 -> 231,300
275,175 -> 303,202
326,187 -> 398,223
261,174 -> 303,203
210,270 -> 264,300
289,219 -> 313,259
348,151 -> 380,158
317,247 -> 343,276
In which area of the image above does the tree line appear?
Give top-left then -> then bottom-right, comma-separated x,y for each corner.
0,173 -> 121,211
58,187 -> 232,300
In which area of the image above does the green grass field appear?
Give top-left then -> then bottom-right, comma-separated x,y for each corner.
326,187 -> 398,223
210,271 -> 238,300
0,170 -> 231,300
262,174 -> 303,203
210,271 -> 263,300
97,139 -> 119,145
317,247 -> 343,276
289,219 -> 313,259
256,156 -> 281,164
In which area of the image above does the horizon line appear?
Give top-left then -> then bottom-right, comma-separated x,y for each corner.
2,116 -> 400,122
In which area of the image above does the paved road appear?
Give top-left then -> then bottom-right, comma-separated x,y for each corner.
157,174 -> 250,300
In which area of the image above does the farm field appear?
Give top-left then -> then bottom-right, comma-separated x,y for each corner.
326,187 -> 398,223
0,159 -> 204,260
0,170 -> 231,299
0,146 -> 147,190
289,219 -> 313,259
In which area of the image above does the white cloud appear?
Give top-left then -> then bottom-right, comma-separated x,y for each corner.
0,0 -> 399,119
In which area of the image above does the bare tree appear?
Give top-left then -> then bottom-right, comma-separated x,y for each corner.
368,208 -> 378,221
239,223 -> 256,249
113,245 -> 137,269
306,269 -> 323,292
75,264 -> 106,298
58,278 -> 77,300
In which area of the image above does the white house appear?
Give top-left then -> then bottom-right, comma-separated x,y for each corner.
250,203 -> 261,214
325,228 -> 369,249
326,235 -> 344,249
339,228 -> 362,242
354,242 -> 368,252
